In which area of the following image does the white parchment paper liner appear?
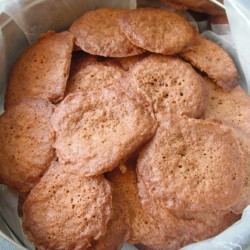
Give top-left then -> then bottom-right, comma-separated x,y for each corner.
0,0 -> 250,249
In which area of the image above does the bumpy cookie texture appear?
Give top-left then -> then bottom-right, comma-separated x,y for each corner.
66,62 -> 125,95
69,8 -> 145,57
128,54 -> 206,118
137,113 -> 244,212
180,36 -> 238,90
137,175 -> 240,241
204,77 -> 250,135
22,162 -> 112,250
106,164 -> 169,246
119,8 -> 195,55
216,121 -> 250,214
52,87 -> 157,176
91,183 -> 130,250
5,31 -> 75,108
0,99 -> 55,192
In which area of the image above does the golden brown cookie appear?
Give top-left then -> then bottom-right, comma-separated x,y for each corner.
215,121 -> 250,214
137,175 -> 240,241
52,87 -> 157,176
116,54 -> 149,71
203,77 -> 250,135
127,54 -> 206,118
91,180 -> 130,250
180,36 -> 239,90
161,0 -> 225,16
106,164 -> 169,246
22,162 -> 112,250
69,8 -> 145,57
5,31 -> 75,108
119,8 -> 195,55
0,98 -> 55,192
66,62 -> 125,95
137,113 -> 244,212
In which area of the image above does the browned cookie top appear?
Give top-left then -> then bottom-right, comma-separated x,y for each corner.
204,77 -> 250,135
161,0 -> 225,15
127,54 -> 206,118
215,121 -> 250,215
106,164 -> 169,246
52,87 -> 157,176
66,62 -> 125,95
137,113 -> 244,212
119,8 -> 195,55
69,8 -> 145,57
22,162 -> 112,250
91,180 -> 130,250
5,31 -> 75,108
0,98 -> 55,192
137,175 -> 240,241
180,36 -> 239,90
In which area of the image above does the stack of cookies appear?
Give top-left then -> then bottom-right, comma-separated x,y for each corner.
0,5 -> 249,250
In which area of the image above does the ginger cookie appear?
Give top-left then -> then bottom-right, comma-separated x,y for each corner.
5,31 -> 75,107
52,87 -> 157,176
204,77 -> 250,135
69,8 -> 145,57
119,8 -> 195,55
66,62 -> 125,95
180,36 -> 238,90
137,113 -> 244,212
22,162 -> 112,250
127,54 -> 206,118
0,98 -> 55,192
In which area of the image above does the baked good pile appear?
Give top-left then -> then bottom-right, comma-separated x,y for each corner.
0,4 -> 250,250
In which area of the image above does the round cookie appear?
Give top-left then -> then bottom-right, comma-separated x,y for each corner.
66,62 -> 125,95
22,162 -> 112,250
119,8 -> 195,55
180,36 -> 239,90
137,113 -> 244,212
0,98 -> 56,192
106,164 -> 169,246
127,54 -> 206,118
137,175 -> 240,241
203,77 -> 250,136
69,8 -> 145,57
215,121 -> 250,214
5,31 -> 75,108
52,87 -> 157,176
